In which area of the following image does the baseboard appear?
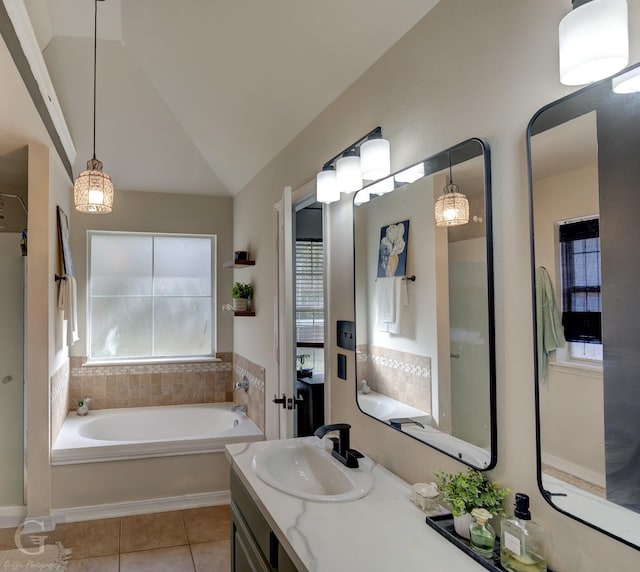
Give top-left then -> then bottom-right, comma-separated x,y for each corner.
51,490 -> 231,524
0,506 -> 27,528
541,452 -> 606,488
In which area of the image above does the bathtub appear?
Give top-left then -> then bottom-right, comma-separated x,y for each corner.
52,402 -> 263,465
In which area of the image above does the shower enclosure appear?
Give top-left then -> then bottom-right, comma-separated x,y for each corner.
0,232 -> 25,506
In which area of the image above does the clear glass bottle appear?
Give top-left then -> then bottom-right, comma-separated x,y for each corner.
469,508 -> 495,558
500,493 -> 547,572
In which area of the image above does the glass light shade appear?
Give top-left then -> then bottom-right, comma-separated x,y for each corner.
368,177 -> 395,195
559,0 -> 628,86
612,67 -> 640,93
360,137 -> 391,180
353,189 -> 371,206
74,158 -> 114,214
336,154 -> 362,194
316,168 -> 340,203
395,163 -> 424,184
434,183 -> 469,227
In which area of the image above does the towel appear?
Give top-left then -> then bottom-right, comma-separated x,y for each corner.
535,267 -> 565,382
58,274 -> 79,346
376,276 -> 408,333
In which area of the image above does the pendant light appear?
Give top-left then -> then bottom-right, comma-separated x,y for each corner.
559,0 -> 628,86
434,151 -> 469,227
74,0 -> 114,214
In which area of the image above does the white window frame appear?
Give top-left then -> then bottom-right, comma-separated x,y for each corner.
86,230 -> 217,363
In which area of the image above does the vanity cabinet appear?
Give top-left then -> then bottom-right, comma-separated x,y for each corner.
231,468 -> 297,572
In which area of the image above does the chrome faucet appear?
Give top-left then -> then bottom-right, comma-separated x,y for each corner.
389,417 -> 425,431
231,404 -> 247,414
234,376 -> 250,392
314,423 -> 363,468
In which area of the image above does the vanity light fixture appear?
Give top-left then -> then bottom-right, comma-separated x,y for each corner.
336,148 -> 362,194
368,176 -> 395,195
612,66 -> 640,93
315,126 -> 390,204
434,151 -> 469,227
73,0 -> 115,214
559,0 -> 628,86
353,188 -> 371,206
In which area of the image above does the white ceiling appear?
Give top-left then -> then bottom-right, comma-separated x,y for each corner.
23,0 -> 440,196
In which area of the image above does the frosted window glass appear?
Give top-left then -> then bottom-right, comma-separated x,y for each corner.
91,234 -> 152,296
154,297 -> 212,356
154,237 -> 211,296
91,297 -> 152,358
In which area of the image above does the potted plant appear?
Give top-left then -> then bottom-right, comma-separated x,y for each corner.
434,468 -> 509,539
232,281 -> 254,311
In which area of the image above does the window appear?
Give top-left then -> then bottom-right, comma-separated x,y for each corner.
295,241 -> 324,345
88,231 -> 215,360
559,217 -> 602,361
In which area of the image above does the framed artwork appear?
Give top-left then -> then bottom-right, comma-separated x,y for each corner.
57,206 -> 74,276
377,219 -> 409,278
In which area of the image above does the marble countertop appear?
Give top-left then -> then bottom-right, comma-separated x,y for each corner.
226,437 -> 488,572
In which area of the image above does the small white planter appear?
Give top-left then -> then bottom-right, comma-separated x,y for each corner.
453,512 -> 473,539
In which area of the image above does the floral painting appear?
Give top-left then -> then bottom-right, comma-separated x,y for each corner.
377,220 -> 409,278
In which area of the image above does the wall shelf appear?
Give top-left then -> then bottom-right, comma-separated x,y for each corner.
223,260 -> 255,269
234,311 -> 256,317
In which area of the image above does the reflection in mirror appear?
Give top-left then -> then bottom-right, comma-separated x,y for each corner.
353,139 -> 495,470
529,63 -> 640,550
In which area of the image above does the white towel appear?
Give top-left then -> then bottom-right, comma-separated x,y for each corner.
375,277 -> 395,328
376,276 -> 408,333
58,274 -> 79,346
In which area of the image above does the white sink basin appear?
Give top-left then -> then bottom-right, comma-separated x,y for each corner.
252,440 -> 373,502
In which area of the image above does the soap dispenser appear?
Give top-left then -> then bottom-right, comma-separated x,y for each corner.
469,508 -> 495,559
500,493 -> 547,572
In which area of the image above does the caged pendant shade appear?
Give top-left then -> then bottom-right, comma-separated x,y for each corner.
74,0 -> 114,214
434,152 -> 469,227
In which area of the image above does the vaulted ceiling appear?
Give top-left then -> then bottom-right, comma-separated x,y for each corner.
23,0 -> 439,196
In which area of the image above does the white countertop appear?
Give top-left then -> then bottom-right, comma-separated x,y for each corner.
226,437 -> 488,572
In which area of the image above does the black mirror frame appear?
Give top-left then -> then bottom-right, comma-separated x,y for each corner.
352,137 -> 497,471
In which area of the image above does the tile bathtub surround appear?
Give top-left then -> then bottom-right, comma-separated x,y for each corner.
51,359 -> 70,444
0,506 -> 232,572
233,353 -> 266,432
356,345 -> 431,413
68,355 -> 233,411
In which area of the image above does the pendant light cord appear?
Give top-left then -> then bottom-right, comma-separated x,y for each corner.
448,150 -> 453,187
92,0 -> 98,161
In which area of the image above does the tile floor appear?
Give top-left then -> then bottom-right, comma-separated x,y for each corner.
0,505 -> 231,572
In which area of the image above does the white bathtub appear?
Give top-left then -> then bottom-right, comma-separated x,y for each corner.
52,402 -> 263,465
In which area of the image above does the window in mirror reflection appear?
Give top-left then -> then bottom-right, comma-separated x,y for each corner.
558,217 -> 602,363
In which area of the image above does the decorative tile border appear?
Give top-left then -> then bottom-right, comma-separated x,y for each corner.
356,345 -> 431,413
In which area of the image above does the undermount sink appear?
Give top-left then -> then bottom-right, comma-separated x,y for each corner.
252,439 -> 373,502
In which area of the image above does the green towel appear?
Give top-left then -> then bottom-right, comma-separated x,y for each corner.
535,267 -> 565,382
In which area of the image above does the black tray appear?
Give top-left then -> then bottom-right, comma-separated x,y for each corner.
425,514 -> 555,572
425,514 -> 505,571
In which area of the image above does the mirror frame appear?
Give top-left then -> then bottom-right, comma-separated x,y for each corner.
527,62 -> 640,552
352,137 -> 497,471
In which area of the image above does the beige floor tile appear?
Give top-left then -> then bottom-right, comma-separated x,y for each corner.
120,545 -> 195,572
66,554 -> 119,572
191,539 -> 230,572
182,505 -> 230,544
120,511 -> 187,553
58,518 -> 120,559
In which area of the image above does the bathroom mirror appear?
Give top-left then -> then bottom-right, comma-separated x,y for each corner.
528,63 -> 640,550
353,138 -> 496,470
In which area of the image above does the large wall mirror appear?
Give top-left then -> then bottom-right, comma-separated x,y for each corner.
353,138 -> 496,470
528,63 -> 640,550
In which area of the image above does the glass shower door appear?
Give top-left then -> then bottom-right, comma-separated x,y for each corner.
0,234 -> 25,506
